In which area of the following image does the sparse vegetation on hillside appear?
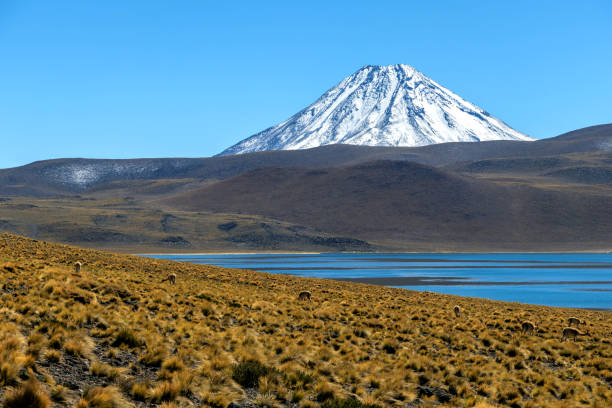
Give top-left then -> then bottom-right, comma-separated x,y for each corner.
0,233 -> 611,407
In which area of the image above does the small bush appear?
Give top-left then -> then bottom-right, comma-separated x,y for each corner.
287,370 -> 315,387
382,340 -> 398,354
232,359 -> 276,388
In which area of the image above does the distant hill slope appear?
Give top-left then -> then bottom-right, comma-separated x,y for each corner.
1,124 -> 610,197
220,64 -> 532,155
163,160 -> 612,250
0,124 -> 610,251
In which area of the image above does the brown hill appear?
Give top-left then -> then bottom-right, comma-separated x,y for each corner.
163,160 -> 612,251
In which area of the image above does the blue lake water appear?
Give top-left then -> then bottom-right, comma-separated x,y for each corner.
145,253 -> 612,310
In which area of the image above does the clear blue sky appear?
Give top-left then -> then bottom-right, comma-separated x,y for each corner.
1,1 -> 611,168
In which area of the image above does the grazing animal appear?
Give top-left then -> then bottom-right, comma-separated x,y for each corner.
298,291 -> 312,301
521,321 -> 537,334
161,273 -> 177,285
568,317 -> 586,327
453,305 -> 461,318
562,327 -> 589,341
74,261 -> 82,274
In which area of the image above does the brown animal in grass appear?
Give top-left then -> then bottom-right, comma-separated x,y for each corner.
74,261 -> 82,274
161,273 -> 177,285
562,327 -> 589,341
521,321 -> 537,334
453,305 -> 461,318
298,291 -> 311,301
568,317 -> 586,327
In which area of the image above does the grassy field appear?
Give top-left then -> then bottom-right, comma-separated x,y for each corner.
0,197 -> 372,253
0,233 -> 611,407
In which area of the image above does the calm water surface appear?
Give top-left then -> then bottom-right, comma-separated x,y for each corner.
146,253 -> 612,310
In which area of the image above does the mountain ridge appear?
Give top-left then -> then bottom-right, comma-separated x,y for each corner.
0,124 -> 609,197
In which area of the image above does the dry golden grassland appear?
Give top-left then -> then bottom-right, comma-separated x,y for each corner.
0,233 -> 611,407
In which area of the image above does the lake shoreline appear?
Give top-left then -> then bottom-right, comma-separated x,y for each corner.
148,252 -> 612,310
137,249 -> 612,256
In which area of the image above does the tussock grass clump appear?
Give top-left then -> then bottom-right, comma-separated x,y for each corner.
0,334 -> 26,386
75,386 -> 129,408
139,345 -> 167,367
43,349 -> 61,363
129,382 -> 148,401
2,380 -> 50,408
63,334 -> 93,358
90,360 -> 125,379
147,381 -> 180,403
112,327 -> 141,348
321,397 -> 381,408
50,384 -> 68,403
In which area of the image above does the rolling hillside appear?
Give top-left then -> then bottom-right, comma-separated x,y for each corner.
0,233 -> 611,407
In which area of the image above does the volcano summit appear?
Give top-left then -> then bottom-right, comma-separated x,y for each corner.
220,64 -> 532,155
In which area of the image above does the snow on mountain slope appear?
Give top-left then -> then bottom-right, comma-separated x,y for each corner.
220,64 -> 533,156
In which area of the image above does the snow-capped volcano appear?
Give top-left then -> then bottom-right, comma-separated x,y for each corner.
220,64 -> 533,155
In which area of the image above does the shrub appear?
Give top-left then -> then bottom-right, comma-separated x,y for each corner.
232,359 -> 276,388
382,340 -> 398,354
287,370 -> 315,387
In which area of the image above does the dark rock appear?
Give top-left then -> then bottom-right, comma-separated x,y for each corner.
159,235 -> 192,247
218,222 -> 238,231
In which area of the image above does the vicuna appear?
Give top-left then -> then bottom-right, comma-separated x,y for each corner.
561,327 -> 589,341
298,291 -> 311,301
521,321 -> 537,334
161,273 -> 177,285
453,305 -> 461,318
568,317 -> 586,327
